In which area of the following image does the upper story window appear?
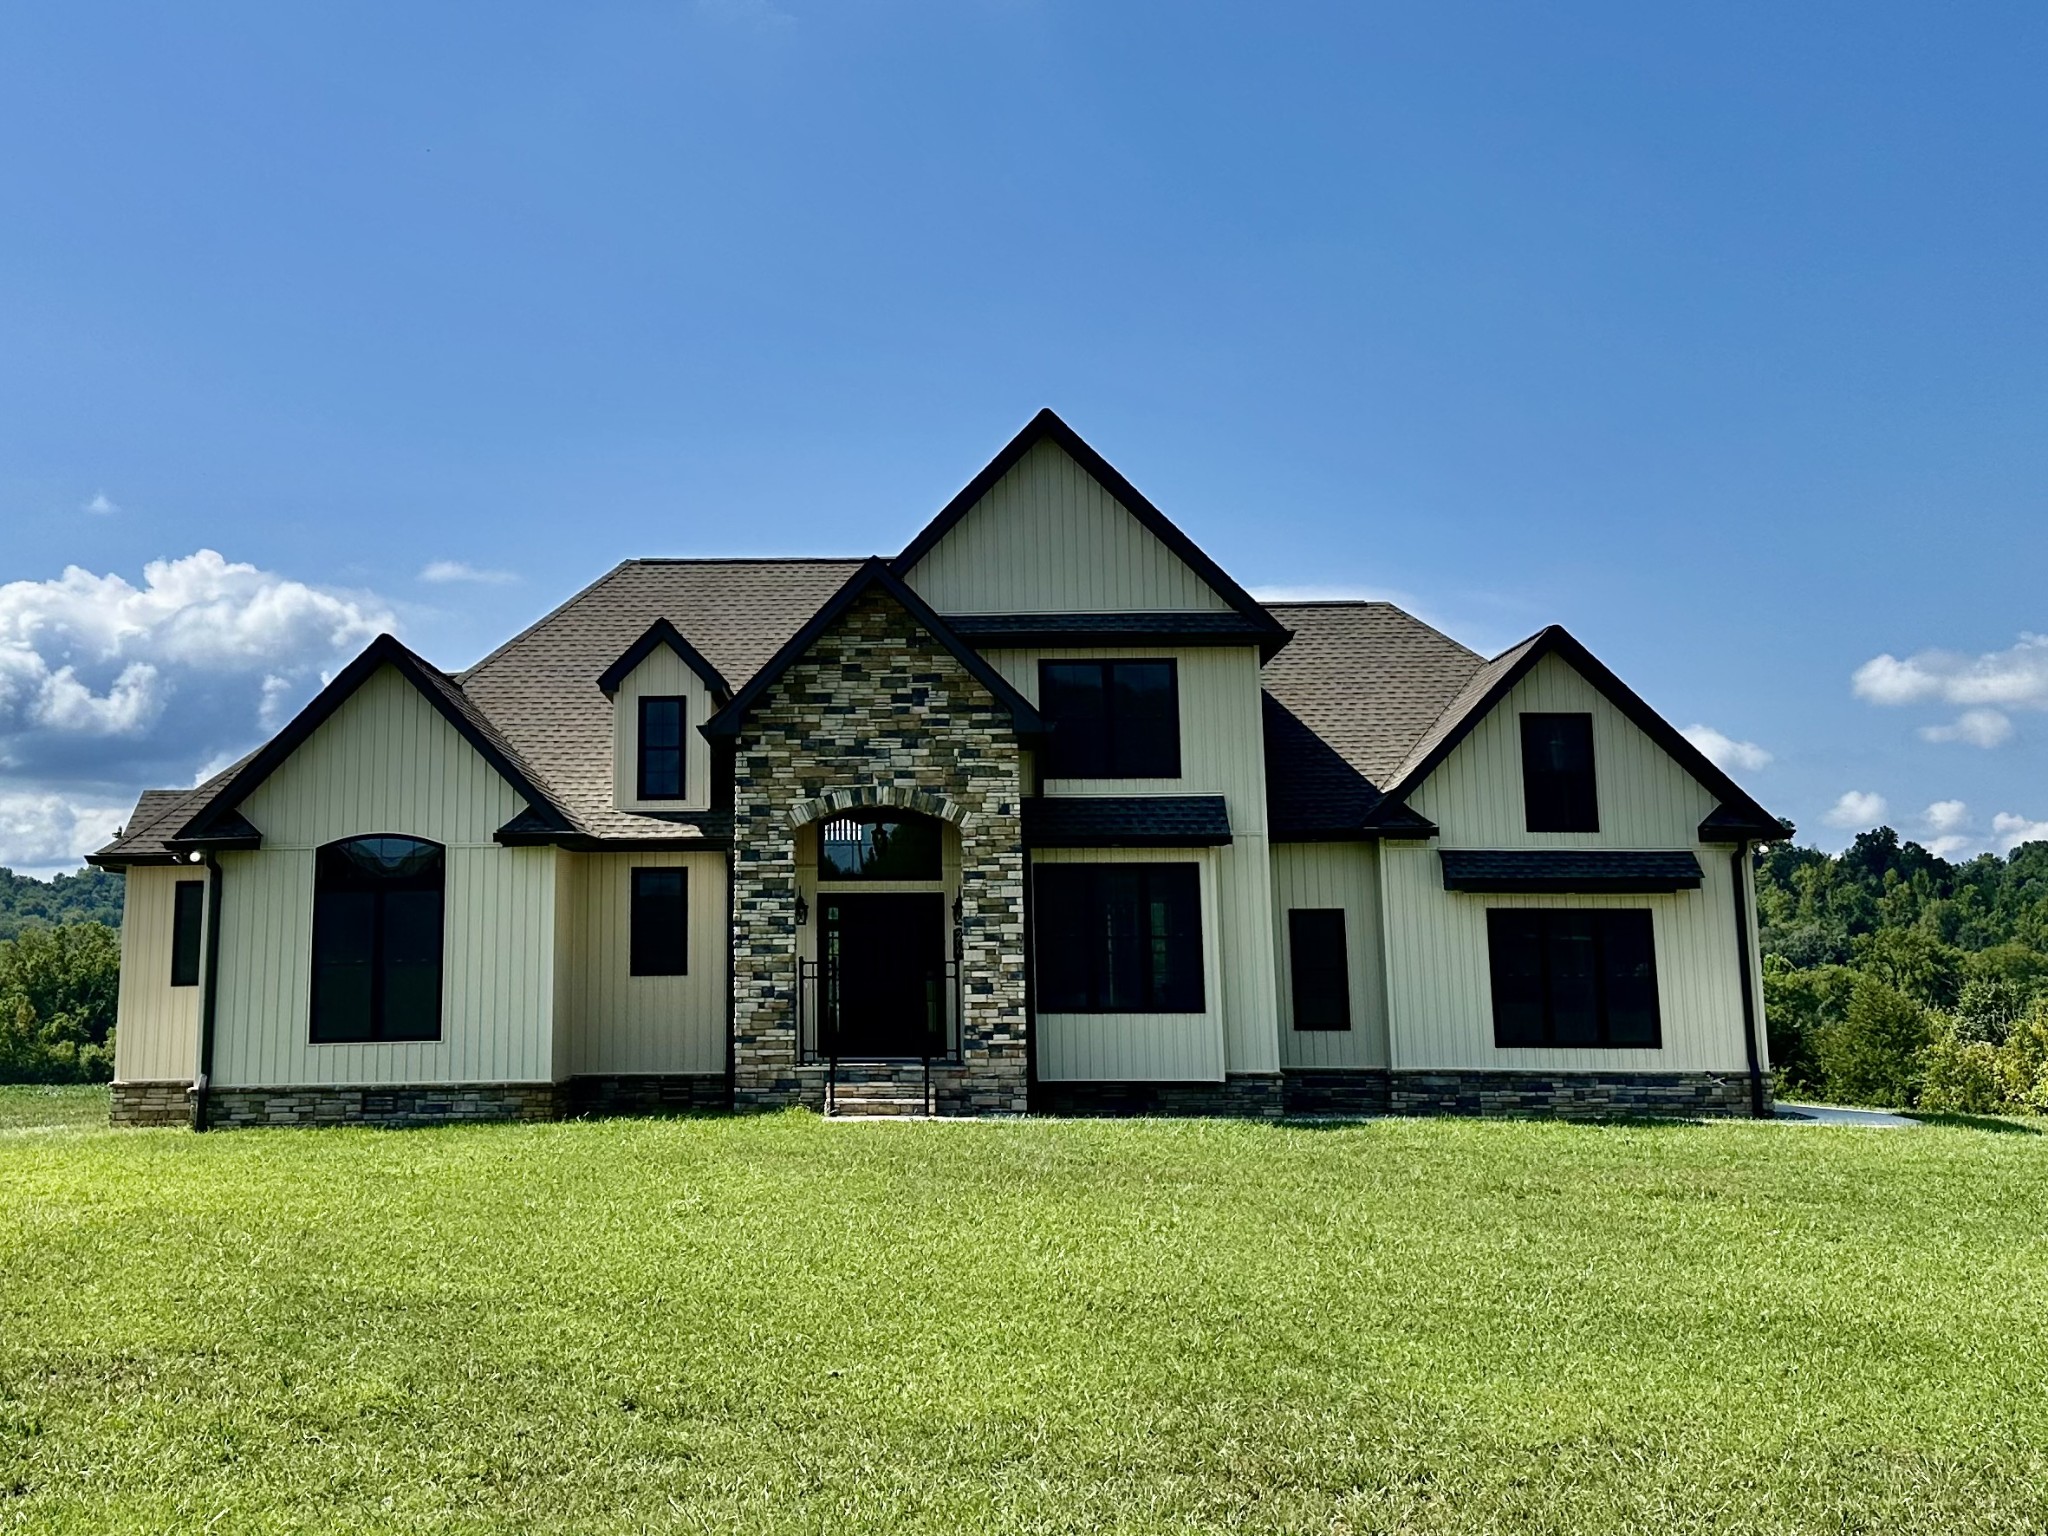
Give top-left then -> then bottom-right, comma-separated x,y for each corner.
311,836 -> 444,1044
819,813 -> 942,881
1520,712 -> 1598,832
637,696 -> 687,800
1039,660 -> 1180,779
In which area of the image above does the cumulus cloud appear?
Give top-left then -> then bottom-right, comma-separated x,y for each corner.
82,492 -> 119,516
1824,790 -> 1887,830
0,791 -> 127,875
1920,800 -> 1975,858
1918,708 -> 2014,748
1853,632 -> 2048,728
420,560 -> 518,585
1680,724 -> 1772,773
1993,812 -> 2048,854
0,550 -> 395,871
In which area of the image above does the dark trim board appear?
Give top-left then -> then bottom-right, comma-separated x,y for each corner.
1439,849 -> 1704,893
596,617 -> 732,700
949,612 -> 1276,649
889,409 -> 1293,660
1022,795 -> 1231,847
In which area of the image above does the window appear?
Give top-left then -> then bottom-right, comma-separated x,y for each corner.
1487,909 -> 1660,1048
1038,660 -> 1181,779
1287,908 -> 1350,1030
310,836 -> 445,1043
630,867 -> 689,976
170,880 -> 205,988
1521,713 -> 1598,832
1035,863 -> 1204,1013
818,814 -> 942,881
637,696 -> 686,800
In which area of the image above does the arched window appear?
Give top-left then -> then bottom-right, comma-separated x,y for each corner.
818,812 -> 942,881
311,836 -> 445,1043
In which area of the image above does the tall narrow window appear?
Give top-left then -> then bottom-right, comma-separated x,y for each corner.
638,696 -> 686,800
170,880 -> 205,988
310,836 -> 445,1043
1487,909 -> 1660,1048
1039,661 -> 1181,779
1521,713 -> 1599,832
1287,908 -> 1351,1030
630,867 -> 689,976
1035,863 -> 1204,1013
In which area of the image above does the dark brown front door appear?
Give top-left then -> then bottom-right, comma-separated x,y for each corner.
820,893 -> 948,1057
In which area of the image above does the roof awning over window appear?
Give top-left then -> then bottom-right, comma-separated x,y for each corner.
1438,849 -> 1704,893
1023,795 -> 1232,848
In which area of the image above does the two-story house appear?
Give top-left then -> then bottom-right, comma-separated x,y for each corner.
91,410 -> 1786,1127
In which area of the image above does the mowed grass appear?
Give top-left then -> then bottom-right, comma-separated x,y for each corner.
3,1090 -> 2047,1534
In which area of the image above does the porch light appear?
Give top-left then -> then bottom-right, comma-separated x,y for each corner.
794,895 -> 809,926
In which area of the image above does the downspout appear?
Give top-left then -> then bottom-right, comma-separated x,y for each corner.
192,854 -> 225,1132
1729,843 -> 1766,1119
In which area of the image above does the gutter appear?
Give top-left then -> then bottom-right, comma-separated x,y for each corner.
1729,844 -> 1767,1119
193,854 -> 225,1132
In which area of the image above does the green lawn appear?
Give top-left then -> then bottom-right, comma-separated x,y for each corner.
2,1091 -> 2046,1533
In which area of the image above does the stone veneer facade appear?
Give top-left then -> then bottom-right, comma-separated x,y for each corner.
1282,1068 -> 1764,1119
727,590 -> 1030,1115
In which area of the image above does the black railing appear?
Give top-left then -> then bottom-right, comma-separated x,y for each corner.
796,957 -> 962,1115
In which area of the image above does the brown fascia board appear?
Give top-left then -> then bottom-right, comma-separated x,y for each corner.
596,617 -> 732,700
887,407 -> 1293,660
1367,625 -> 1784,838
176,633 -> 576,844
699,558 -> 1046,742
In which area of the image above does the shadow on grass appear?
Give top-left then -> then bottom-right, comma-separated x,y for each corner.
1904,1111 -> 2043,1135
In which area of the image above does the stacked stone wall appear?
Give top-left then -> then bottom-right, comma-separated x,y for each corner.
110,1081 -> 193,1128
1032,1074 -> 1284,1118
729,591 -> 1029,1113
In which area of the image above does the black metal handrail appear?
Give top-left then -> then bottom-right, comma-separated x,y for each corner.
797,955 -> 961,1116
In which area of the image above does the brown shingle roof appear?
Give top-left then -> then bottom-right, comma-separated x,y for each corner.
459,558 -> 865,839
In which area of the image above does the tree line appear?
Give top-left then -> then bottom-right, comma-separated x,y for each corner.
1758,830 -> 2048,1114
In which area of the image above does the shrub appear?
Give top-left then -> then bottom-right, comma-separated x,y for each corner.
1813,977 -> 1930,1108
1919,1022 -> 2006,1114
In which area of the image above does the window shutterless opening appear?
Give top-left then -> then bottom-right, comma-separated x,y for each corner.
170,879 -> 205,988
637,695 -> 687,800
1034,862 -> 1204,1013
1520,712 -> 1599,833
1287,908 -> 1351,1030
1487,908 -> 1661,1048
629,867 -> 689,976
310,836 -> 445,1044
1038,660 -> 1181,779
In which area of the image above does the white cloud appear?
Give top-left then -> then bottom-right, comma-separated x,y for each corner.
0,550 -> 394,870
419,560 -> 518,586
1853,634 -> 2048,712
1824,790 -> 1887,830
1919,708 -> 2014,748
0,791 -> 126,875
1680,724 -> 1772,773
82,492 -> 119,516
1993,813 -> 2048,854
1924,799 -> 1970,834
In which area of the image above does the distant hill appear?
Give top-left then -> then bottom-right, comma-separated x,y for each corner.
0,867 -> 124,940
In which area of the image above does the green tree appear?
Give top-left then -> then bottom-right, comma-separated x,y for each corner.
0,922 -> 122,1084
1812,976 -> 1930,1108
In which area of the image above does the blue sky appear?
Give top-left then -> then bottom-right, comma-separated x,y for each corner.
3,2 -> 2045,874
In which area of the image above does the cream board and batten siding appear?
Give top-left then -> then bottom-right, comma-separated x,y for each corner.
900,439 -> 1232,614
112,865 -> 201,1083
210,664 -> 559,1088
1382,651 -> 1758,1074
1030,846 -> 1227,1082
986,645 -> 1281,1079
612,645 -> 715,815
558,852 -> 729,1076
1269,842 -> 1390,1069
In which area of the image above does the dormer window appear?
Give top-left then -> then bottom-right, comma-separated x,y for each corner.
638,696 -> 687,800
1521,713 -> 1598,832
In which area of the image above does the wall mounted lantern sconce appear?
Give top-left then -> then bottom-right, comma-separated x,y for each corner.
794,895 -> 809,927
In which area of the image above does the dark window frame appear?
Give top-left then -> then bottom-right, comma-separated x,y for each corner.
816,812 -> 945,883
1037,659 -> 1183,780
1486,908 -> 1662,1049
309,836 -> 446,1045
170,879 -> 205,988
629,866 -> 689,977
1286,908 -> 1351,1031
1033,861 -> 1206,1014
1520,712 -> 1599,833
637,695 -> 688,802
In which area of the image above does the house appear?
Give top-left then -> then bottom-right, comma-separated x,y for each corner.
90,410 -> 1786,1128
